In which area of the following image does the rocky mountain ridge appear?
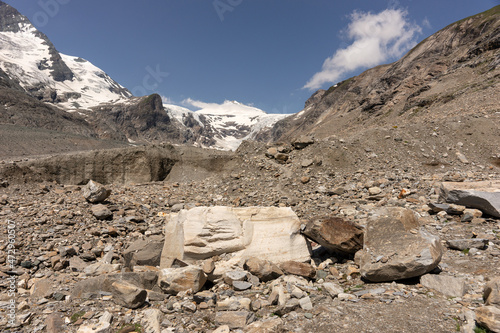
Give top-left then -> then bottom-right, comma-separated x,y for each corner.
262,5 -> 500,144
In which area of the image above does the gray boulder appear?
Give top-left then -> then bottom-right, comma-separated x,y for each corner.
110,281 -> 147,309
446,239 -> 488,251
439,181 -> 500,217
91,204 -> 113,220
71,272 -> 158,299
420,274 -> 468,297
359,207 -> 444,282
123,236 -> 164,269
82,180 -> 111,203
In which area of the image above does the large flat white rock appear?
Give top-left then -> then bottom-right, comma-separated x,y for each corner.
160,206 -> 310,268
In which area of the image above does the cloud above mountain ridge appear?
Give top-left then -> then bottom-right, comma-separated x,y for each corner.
304,8 -> 422,90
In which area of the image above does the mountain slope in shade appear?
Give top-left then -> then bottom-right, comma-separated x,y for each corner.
0,1 -> 131,110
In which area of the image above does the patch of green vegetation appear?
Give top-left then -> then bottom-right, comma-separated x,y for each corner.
452,317 -> 461,332
70,310 -> 85,323
474,325 -> 493,333
117,322 -> 143,333
322,77 -> 354,99
454,5 -> 500,27
140,94 -> 159,106
462,248 -> 470,255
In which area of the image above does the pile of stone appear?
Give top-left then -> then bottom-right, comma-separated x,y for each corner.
1,171 -> 499,332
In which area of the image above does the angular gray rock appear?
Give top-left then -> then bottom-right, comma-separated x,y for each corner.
439,181 -> 500,218
446,239 -> 488,251
82,180 -> 111,203
233,280 -> 253,291
123,236 -> 164,269
301,216 -> 364,254
91,204 -> 113,220
359,207 -> 444,282
420,274 -> 468,297
223,270 -> 247,285
110,281 -> 147,309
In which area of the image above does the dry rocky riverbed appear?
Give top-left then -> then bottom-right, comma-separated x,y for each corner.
0,139 -> 499,333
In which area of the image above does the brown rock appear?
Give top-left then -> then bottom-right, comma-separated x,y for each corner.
30,278 -> 54,298
158,266 -> 207,295
484,278 -> 500,307
215,311 -> 253,329
244,257 -> 283,282
280,261 -> 316,279
45,313 -> 66,333
301,216 -> 364,254
475,306 -> 500,333
292,135 -> 315,149
91,204 -> 113,220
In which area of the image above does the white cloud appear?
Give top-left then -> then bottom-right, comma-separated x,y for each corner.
422,17 -> 432,29
303,9 -> 421,90
182,98 -> 266,116
160,95 -> 174,104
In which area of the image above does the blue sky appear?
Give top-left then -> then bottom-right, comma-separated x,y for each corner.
3,0 -> 499,114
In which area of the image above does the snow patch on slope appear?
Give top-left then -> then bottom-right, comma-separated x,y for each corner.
0,23 -> 130,110
59,54 -> 131,109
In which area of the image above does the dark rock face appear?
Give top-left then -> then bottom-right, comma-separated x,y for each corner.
0,86 -> 96,136
0,1 -> 30,33
87,94 -> 190,144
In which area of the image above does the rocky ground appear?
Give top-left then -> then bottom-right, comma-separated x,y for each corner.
0,138 -> 499,333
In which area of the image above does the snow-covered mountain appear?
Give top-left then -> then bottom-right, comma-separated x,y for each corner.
0,1 -> 131,110
165,100 -> 288,150
0,1 -> 287,151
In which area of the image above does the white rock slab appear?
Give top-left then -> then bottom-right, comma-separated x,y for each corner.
160,206 -> 310,268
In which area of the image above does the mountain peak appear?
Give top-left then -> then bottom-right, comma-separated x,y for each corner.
0,1 -> 132,109
0,1 -> 32,33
